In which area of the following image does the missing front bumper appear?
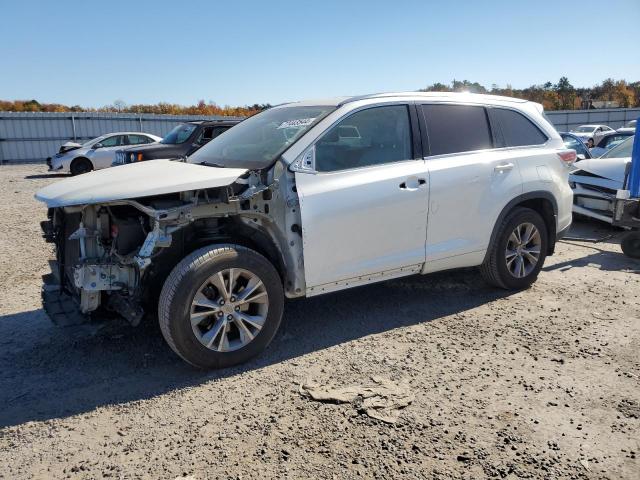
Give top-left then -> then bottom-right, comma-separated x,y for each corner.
41,273 -> 90,326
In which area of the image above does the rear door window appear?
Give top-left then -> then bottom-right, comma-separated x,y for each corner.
492,108 -> 548,147
421,104 -> 493,156
127,134 -> 150,145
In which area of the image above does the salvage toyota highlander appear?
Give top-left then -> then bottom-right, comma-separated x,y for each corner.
36,92 -> 574,369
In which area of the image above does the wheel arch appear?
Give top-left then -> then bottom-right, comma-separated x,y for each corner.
187,220 -> 287,284
70,156 -> 94,170
484,191 -> 558,263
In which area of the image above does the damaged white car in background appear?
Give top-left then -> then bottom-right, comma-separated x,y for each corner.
570,137 -> 633,223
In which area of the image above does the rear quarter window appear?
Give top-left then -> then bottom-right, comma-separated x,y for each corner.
493,108 -> 548,147
421,104 -> 493,156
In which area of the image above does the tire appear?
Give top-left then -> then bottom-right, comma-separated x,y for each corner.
621,231 -> 640,259
159,244 -> 284,369
70,157 -> 93,176
480,207 -> 548,290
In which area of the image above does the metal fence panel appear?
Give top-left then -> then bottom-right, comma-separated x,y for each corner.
2,108 -> 640,164
546,108 -> 640,132
0,111 -> 243,164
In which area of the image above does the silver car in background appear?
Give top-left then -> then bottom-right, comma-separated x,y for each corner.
47,132 -> 161,175
571,124 -> 616,145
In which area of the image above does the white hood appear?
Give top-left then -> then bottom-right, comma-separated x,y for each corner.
36,160 -> 247,208
572,157 -> 630,183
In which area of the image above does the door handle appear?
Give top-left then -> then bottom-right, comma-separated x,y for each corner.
399,178 -> 426,190
494,163 -> 514,173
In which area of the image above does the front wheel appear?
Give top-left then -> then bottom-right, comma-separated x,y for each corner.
621,231 -> 640,259
159,245 -> 284,369
481,207 -> 548,290
70,157 -> 93,175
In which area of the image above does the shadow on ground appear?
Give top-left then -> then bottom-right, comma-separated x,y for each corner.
564,218 -> 624,245
0,269 -> 509,427
544,244 -> 640,274
24,173 -> 70,179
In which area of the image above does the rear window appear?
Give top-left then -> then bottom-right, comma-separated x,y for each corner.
494,109 -> 548,147
421,104 -> 493,156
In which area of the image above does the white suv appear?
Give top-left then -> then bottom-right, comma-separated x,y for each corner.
36,92 -> 574,368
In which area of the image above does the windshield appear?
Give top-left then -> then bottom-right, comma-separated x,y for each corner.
161,123 -> 197,144
189,105 -> 335,169
601,137 -> 634,158
572,126 -> 595,133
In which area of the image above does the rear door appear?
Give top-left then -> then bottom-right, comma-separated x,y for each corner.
295,104 -> 429,291
127,134 -> 154,146
420,103 -> 523,265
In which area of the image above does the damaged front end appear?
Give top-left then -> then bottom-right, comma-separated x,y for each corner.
41,204 -> 148,325
37,161 -> 305,327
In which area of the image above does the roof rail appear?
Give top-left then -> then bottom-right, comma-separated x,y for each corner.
337,91 -> 528,106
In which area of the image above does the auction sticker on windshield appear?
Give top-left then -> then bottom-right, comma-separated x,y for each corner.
277,118 -> 316,129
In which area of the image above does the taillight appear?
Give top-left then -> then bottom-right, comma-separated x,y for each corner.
557,149 -> 577,166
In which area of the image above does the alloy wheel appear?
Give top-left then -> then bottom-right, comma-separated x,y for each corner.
505,222 -> 541,278
190,268 -> 269,352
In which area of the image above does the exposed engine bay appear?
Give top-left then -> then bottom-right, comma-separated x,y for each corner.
39,164 -> 305,326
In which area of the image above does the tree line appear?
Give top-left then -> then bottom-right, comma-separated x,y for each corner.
1,77 -> 638,115
0,99 -> 271,117
420,77 -> 639,110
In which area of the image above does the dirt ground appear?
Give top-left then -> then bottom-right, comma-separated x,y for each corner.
0,164 -> 638,480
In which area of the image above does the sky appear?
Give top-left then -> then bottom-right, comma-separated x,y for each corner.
1,0 -> 639,108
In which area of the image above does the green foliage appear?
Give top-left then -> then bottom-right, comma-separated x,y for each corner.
419,78 -> 639,110
0,99 -> 272,116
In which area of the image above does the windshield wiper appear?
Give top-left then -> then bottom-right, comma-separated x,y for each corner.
202,161 -> 225,168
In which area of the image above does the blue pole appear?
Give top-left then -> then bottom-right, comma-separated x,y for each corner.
629,117 -> 640,198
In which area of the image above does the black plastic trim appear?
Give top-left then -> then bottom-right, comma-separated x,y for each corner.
408,104 -> 423,159
483,191 -> 559,263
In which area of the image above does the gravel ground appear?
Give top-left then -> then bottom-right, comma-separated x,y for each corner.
0,164 -> 638,480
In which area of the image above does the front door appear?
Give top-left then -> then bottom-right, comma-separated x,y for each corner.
295,104 -> 429,290
88,135 -> 126,169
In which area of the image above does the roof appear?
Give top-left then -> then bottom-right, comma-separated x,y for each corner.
283,91 -> 531,108
96,131 -> 161,136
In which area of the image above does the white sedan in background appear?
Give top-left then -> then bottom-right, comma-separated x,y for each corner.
47,132 -> 161,175
570,124 -> 616,145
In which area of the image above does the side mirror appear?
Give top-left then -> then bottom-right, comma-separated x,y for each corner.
577,154 -> 586,160
92,143 -> 103,150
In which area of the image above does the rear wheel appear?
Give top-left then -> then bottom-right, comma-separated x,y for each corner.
621,231 -> 640,259
159,244 -> 284,369
481,207 -> 548,290
70,157 -> 93,175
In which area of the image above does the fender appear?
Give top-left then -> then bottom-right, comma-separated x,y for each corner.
483,190 -> 558,263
